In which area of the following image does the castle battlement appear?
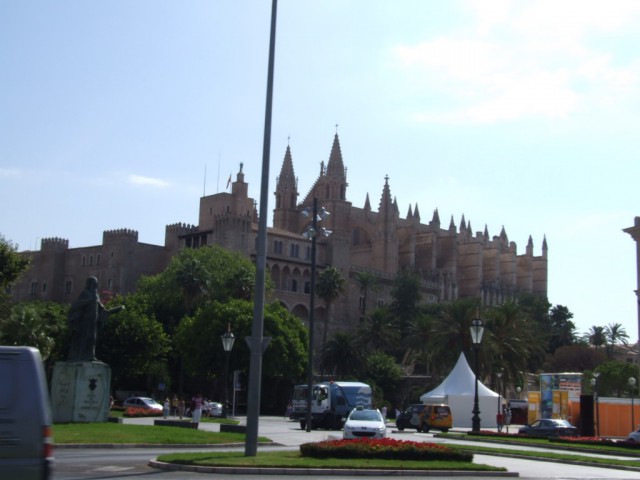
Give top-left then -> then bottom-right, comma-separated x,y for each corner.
102,229 -> 138,243
40,237 -> 69,251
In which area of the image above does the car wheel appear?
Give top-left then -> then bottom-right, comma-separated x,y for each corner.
441,428 -> 449,433
422,425 -> 430,433
397,425 -> 404,431
416,425 -> 422,432
300,420 -> 306,430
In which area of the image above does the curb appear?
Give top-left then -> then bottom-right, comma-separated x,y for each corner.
148,460 -> 519,477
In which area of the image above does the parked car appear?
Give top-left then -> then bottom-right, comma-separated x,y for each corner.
626,428 -> 640,442
205,401 -> 224,417
518,419 -> 578,437
418,404 -> 453,433
395,404 -> 426,431
122,397 -> 163,411
343,407 -> 386,439
0,346 -> 54,480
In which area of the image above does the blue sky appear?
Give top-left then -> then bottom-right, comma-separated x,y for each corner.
1,1 -> 639,342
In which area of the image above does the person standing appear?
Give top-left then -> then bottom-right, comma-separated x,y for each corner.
171,395 -> 178,417
191,393 -> 203,429
163,398 -> 170,419
178,398 -> 185,419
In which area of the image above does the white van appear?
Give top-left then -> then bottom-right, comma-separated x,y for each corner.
0,346 -> 54,479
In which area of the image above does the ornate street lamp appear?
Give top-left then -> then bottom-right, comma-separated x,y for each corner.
470,308 -> 485,433
629,377 -> 636,431
301,198 -> 331,432
221,323 -> 235,418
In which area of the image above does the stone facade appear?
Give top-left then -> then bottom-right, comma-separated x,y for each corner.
12,134 -> 548,340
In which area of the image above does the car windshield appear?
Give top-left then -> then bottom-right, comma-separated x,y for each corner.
350,410 -> 381,421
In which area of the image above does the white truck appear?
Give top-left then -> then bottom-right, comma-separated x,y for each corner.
291,381 -> 372,430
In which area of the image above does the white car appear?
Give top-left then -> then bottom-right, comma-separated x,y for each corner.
343,407 -> 386,439
206,401 -> 224,417
626,428 -> 640,442
122,397 -> 163,411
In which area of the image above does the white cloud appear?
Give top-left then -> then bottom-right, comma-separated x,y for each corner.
392,0 -> 640,124
127,174 -> 170,187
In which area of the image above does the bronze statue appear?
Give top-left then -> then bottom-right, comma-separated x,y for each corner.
67,276 -> 124,362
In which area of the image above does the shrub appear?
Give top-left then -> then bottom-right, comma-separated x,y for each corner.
123,407 -> 161,418
300,438 -> 472,462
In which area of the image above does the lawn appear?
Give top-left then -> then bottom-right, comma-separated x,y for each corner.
53,423 -> 263,445
155,450 -> 505,472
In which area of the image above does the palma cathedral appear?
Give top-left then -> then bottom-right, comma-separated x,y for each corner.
12,133 -> 548,340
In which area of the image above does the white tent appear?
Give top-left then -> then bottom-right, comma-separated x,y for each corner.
420,353 -> 500,428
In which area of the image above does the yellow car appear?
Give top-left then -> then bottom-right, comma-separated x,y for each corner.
418,404 -> 452,433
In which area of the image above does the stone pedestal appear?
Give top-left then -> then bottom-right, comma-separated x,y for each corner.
51,361 -> 111,423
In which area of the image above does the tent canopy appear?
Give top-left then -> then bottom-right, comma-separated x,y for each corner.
421,352 -> 498,400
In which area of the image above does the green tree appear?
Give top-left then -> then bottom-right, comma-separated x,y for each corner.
319,331 -> 365,379
604,323 -> 629,359
175,299 -> 307,382
548,305 -> 577,353
390,269 -> 422,332
0,234 -> 30,319
594,361 -> 639,397
353,271 -> 378,317
315,266 -> 345,351
429,298 -> 479,375
363,351 -> 403,400
357,307 -> 399,353
586,325 -> 607,351
484,300 -> 544,391
96,295 -> 171,392
543,344 -> 605,372
0,301 -> 67,361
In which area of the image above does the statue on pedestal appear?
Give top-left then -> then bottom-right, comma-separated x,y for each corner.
67,276 -> 124,362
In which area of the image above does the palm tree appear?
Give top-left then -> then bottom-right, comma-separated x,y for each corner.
586,326 -> 607,350
604,323 -> 629,359
316,266 -> 345,351
428,298 -> 479,375
357,307 -> 399,353
484,300 -> 544,389
319,331 -> 365,379
353,271 -> 378,317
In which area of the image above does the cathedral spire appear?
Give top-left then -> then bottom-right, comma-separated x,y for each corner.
276,144 -> 297,191
326,133 -> 346,180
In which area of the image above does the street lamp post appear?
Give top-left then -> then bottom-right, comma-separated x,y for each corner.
593,372 -> 601,437
221,324 -> 235,418
470,308 -> 485,433
496,370 -> 503,432
629,377 -> 636,431
301,198 -> 331,433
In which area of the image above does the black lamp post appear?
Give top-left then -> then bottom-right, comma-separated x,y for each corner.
301,198 -> 331,433
470,308 -> 485,433
221,323 -> 235,418
496,369 -> 503,431
629,377 -> 636,431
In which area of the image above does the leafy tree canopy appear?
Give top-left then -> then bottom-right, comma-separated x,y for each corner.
175,299 -> 307,382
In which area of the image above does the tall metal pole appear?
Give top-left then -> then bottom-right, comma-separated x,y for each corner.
245,0 -> 277,457
305,198 -> 318,432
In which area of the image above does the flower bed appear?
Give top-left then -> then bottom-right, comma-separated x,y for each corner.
123,407 -> 161,418
300,438 -> 472,462
551,436 -> 640,450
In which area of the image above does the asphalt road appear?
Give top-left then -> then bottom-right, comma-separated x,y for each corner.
52,416 -> 640,480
